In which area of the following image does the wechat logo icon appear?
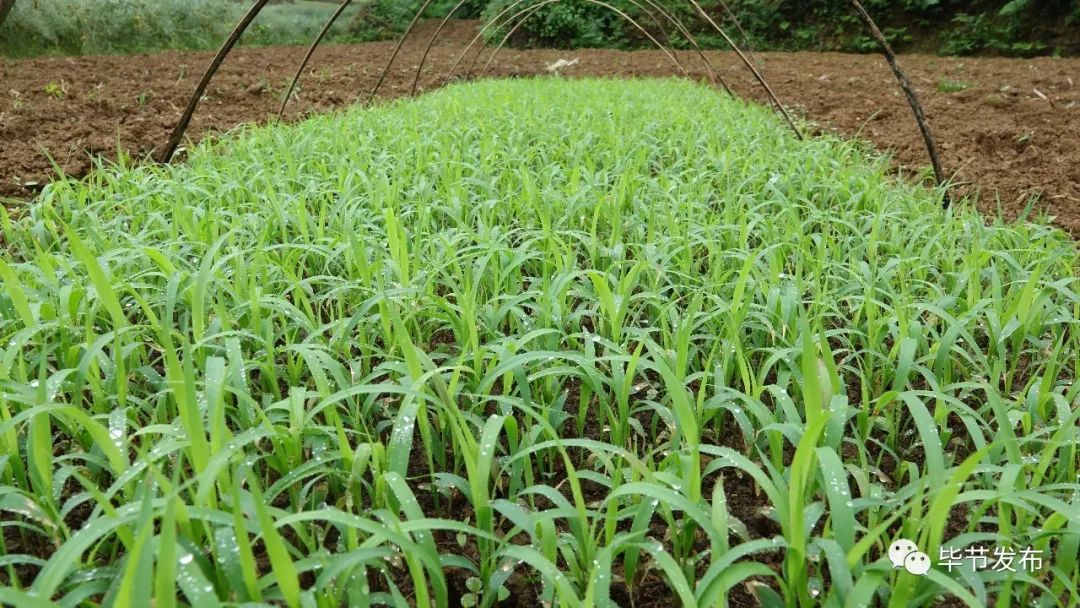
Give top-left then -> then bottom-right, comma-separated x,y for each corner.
889,539 -> 932,576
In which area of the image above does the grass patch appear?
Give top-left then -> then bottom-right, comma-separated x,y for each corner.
936,80 -> 972,94
0,78 -> 1077,606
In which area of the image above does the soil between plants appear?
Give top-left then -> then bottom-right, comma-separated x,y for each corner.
1,20 -> 1078,232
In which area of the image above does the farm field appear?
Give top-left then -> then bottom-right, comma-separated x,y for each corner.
1,73 -> 1077,607
2,6 -> 1080,608
1,21 -> 1079,231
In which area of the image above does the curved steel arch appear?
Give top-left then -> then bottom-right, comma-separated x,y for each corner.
460,0 -> 688,82
849,0 -> 949,205
478,0 -> 728,93
159,0 -> 272,164
410,0 -> 482,96
639,0 -> 727,90
714,0 -> 760,71
479,2 -> 549,79
279,0 -> 355,119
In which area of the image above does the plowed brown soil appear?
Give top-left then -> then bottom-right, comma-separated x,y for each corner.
2,20 -> 1078,231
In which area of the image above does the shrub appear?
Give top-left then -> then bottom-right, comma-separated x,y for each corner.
0,0 -> 242,56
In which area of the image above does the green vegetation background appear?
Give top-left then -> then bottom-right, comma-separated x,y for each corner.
1,0 -> 1078,58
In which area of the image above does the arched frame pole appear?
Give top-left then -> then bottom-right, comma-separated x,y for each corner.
464,0 -> 688,83
159,0 -> 272,163
849,0 -> 950,207
686,0 -> 802,139
366,0 -> 436,105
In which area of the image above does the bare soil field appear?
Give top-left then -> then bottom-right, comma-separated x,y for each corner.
2,20 -> 1078,231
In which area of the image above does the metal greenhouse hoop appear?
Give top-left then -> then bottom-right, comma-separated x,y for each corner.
849,0 -> 950,205
445,0 -> 688,82
279,0 -> 356,119
478,0 -> 728,92
159,0 -> 272,164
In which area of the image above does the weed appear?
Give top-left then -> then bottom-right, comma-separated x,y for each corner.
936,79 -> 971,93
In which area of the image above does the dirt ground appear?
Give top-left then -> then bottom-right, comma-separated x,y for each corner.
2,20 -> 1078,231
